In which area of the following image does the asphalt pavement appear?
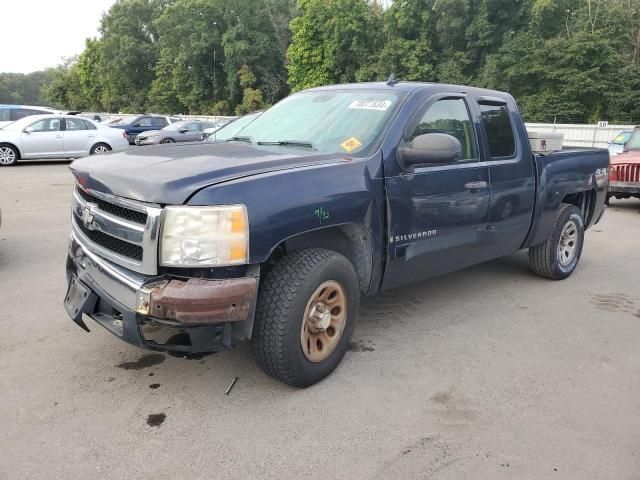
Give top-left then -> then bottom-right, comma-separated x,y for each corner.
1,161 -> 639,480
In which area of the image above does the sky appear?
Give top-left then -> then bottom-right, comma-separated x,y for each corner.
1,0 -> 117,74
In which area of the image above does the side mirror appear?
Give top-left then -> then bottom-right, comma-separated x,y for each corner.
24,126 -> 34,134
398,133 -> 462,167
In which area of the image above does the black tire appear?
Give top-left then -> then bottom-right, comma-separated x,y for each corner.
90,143 -> 111,155
252,248 -> 360,387
605,195 -> 610,206
160,138 -> 175,144
0,143 -> 19,166
529,203 -> 585,280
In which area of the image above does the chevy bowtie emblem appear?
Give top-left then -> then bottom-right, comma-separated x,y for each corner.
80,205 -> 95,229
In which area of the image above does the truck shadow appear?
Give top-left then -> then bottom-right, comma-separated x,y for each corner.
14,159 -> 73,167
99,252 -> 532,393
607,198 -> 640,212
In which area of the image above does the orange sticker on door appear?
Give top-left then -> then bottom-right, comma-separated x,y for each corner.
340,137 -> 363,152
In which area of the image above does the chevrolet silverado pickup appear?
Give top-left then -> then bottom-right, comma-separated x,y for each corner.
64,81 -> 609,387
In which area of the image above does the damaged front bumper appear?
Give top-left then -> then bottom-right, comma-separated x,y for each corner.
64,232 -> 259,354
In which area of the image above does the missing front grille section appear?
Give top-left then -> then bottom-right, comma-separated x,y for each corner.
75,214 -> 143,261
76,187 -> 148,225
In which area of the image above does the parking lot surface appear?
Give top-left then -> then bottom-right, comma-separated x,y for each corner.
1,162 -> 639,480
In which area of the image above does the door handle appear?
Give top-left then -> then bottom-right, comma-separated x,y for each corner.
465,181 -> 488,190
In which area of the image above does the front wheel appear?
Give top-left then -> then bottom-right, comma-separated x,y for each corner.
529,203 -> 585,280
160,138 -> 175,144
0,144 -> 18,166
252,248 -> 360,387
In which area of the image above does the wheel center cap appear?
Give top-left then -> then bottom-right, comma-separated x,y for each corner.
309,302 -> 331,331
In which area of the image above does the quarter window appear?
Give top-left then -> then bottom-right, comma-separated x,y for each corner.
479,104 -> 516,158
409,98 -> 477,161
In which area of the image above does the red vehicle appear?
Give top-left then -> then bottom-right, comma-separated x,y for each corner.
608,127 -> 640,203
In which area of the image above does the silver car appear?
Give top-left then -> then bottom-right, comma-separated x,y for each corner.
135,120 -> 218,145
0,115 -> 129,166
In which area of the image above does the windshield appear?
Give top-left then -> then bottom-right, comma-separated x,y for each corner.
625,129 -> 640,151
612,131 -> 632,145
227,89 -> 405,155
208,112 -> 262,142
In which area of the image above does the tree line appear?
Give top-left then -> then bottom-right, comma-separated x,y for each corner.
3,0 -> 640,123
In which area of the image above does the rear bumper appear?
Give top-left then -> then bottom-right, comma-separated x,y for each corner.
65,232 -> 259,353
609,181 -> 640,196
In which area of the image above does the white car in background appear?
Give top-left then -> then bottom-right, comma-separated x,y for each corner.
0,115 -> 129,166
0,104 -> 62,128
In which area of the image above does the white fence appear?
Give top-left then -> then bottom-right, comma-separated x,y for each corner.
525,123 -> 634,149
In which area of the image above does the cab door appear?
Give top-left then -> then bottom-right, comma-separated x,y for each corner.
20,117 -> 63,158
477,98 -> 535,257
382,95 -> 490,289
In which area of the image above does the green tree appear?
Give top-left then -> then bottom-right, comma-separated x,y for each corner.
287,0 -> 382,90
97,0 -> 168,111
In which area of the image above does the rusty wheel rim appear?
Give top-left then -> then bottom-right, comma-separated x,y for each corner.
300,280 -> 347,363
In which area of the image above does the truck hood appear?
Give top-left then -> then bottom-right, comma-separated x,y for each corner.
611,150 -> 640,165
70,142 -> 343,204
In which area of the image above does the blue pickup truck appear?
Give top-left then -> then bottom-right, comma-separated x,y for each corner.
65,81 -> 609,387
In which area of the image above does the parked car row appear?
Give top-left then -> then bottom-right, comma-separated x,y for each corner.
0,115 -> 129,166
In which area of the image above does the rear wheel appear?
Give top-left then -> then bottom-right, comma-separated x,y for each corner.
529,203 -> 584,280
252,248 -> 359,387
90,143 -> 111,155
0,144 -> 18,166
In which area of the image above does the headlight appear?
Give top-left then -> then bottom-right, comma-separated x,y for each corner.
160,205 -> 249,267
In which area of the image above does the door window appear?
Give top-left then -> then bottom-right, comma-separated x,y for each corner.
479,104 -> 516,158
409,98 -> 477,161
152,117 -> 167,127
64,118 -> 88,131
29,118 -> 61,132
135,117 -> 153,127
186,122 -> 200,132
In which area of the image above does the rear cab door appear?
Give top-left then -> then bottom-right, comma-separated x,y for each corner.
382,92 -> 491,288
474,96 -> 535,256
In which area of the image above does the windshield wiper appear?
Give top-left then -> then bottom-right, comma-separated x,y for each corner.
230,135 -> 256,144
257,140 -> 316,150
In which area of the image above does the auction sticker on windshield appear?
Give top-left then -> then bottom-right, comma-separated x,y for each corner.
340,137 -> 363,152
348,100 -> 392,111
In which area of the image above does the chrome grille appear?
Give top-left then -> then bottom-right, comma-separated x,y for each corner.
76,187 -> 148,225
614,164 -> 640,183
71,185 -> 162,275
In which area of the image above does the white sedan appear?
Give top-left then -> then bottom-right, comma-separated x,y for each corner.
0,114 -> 129,166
